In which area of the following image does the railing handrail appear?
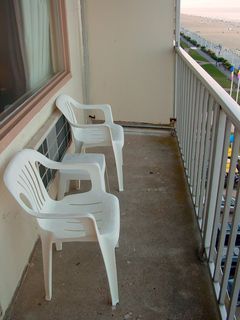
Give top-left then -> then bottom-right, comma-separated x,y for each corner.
175,46 -> 240,129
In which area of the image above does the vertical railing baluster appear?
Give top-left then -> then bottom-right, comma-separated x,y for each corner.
209,119 -> 231,264
193,85 -> 205,204
219,131 -> 240,306
179,58 -> 184,151
183,64 -> 189,167
228,258 -> 240,320
212,123 -> 237,283
186,72 -> 195,177
198,94 -> 212,222
203,107 -> 226,251
195,89 -> 208,218
176,55 -> 180,139
188,75 -> 197,186
209,117 -> 231,262
185,67 -> 191,171
182,65 -> 187,164
190,81 -> 201,193
185,69 -> 191,172
201,103 -> 219,235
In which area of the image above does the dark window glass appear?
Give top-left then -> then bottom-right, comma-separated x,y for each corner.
0,0 -> 64,124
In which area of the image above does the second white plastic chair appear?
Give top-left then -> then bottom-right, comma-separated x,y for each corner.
56,94 -> 124,191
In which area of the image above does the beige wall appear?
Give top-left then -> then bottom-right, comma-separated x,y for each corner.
0,1 -> 176,316
83,0 -> 175,124
0,1 -> 84,317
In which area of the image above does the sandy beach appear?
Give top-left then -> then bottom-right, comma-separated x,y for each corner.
181,14 -> 240,51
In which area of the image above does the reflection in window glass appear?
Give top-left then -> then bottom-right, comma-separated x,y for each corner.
0,0 -> 64,123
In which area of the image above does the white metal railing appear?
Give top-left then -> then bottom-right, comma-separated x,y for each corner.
175,46 -> 240,320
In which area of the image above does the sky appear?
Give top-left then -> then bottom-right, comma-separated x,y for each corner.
181,0 -> 240,9
181,0 -> 240,20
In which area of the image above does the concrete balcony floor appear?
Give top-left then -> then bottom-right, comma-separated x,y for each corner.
7,128 -> 220,320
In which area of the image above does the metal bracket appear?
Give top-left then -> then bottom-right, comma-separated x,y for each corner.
197,243 -> 207,263
170,118 -> 177,136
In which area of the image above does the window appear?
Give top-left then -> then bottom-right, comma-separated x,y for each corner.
0,0 -> 70,143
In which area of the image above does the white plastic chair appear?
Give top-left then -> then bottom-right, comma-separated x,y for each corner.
56,94 -> 124,191
4,149 -> 120,306
57,153 -> 107,200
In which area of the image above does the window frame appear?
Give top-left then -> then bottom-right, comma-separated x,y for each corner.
0,0 -> 71,152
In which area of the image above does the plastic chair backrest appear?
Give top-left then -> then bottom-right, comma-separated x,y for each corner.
4,149 -> 51,216
56,94 -> 79,125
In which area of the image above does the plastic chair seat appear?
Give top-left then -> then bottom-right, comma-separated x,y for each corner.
58,153 -> 106,199
38,192 -> 119,240
60,153 -> 105,178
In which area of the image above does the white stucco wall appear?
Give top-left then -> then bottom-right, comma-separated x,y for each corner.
83,0 -> 175,124
0,1 -> 84,317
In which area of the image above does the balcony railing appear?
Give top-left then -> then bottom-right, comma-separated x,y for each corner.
175,46 -> 240,320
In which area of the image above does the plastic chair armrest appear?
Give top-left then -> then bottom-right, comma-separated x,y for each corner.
69,123 -> 112,143
75,103 -> 114,123
69,122 -> 111,130
36,211 -> 97,220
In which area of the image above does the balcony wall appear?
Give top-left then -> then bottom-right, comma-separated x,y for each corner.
0,1 -> 85,318
81,0 -> 175,124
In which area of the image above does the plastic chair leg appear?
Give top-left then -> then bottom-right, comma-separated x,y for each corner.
57,176 -> 70,200
105,166 -> 110,193
100,240 -> 119,306
41,236 -> 53,301
55,241 -> 62,251
74,140 -> 82,153
113,143 -> 123,191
